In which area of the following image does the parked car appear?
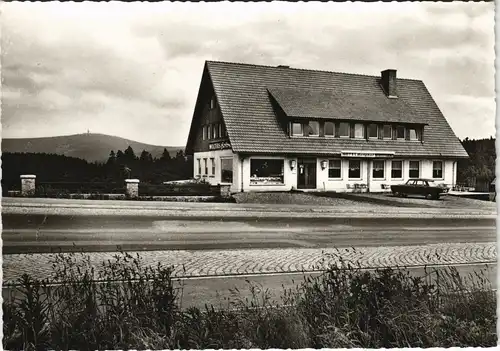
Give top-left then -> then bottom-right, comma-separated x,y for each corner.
391,178 -> 448,200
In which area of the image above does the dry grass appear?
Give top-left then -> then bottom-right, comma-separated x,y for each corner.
3,251 -> 496,350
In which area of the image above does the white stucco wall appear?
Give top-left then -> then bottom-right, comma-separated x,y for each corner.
316,158 -> 370,192
420,159 -> 455,186
195,152 -> 458,193
193,149 -> 235,187
314,158 -> 456,193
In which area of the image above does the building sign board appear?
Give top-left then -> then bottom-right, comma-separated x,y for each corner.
341,150 -> 395,158
209,141 -> 232,150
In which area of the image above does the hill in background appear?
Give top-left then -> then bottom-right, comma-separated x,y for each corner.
2,133 -> 183,163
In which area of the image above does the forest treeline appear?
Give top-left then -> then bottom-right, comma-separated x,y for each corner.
457,137 -> 496,186
2,138 -> 496,191
2,146 -> 192,191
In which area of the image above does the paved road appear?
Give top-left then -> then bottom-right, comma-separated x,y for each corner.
3,242 -> 496,285
3,199 -> 496,310
2,213 -> 496,253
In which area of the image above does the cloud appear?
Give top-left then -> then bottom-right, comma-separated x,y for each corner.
1,2 -> 495,145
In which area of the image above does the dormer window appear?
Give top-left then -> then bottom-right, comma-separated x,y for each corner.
339,122 -> 349,137
324,122 -> 335,137
396,125 -> 405,139
409,128 -> 419,140
291,122 -> 303,136
368,124 -> 378,139
383,125 -> 392,139
306,121 -> 320,136
354,123 -> 364,138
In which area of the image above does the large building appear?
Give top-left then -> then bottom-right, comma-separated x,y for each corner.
185,61 -> 468,193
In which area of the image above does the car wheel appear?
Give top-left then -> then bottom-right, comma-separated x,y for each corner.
425,193 -> 432,200
432,193 -> 440,200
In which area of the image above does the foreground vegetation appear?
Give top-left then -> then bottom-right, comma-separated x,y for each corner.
3,252 -> 496,350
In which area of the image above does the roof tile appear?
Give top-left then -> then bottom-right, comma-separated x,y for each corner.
205,61 -> 468,158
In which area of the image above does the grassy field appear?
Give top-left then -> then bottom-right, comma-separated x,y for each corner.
3,251 -> 496,350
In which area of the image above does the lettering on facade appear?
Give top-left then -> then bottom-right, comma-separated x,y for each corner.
209,141 -> 232,150
341,151 -> 395,158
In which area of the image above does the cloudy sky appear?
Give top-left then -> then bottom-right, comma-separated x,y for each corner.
2,2 -> 495,146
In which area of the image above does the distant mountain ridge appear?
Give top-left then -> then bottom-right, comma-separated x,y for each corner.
2,133 -> 183,163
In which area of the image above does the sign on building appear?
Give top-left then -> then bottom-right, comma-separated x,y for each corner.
340,150 -> 395,158
209,141 -> 232,150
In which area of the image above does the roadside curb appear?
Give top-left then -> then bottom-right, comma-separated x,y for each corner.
2,205 -> 496,219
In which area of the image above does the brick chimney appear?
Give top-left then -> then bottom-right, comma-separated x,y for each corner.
381,69 -> 397,98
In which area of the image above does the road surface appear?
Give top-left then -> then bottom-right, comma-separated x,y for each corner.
2,213 -> 496,253
3,198 -> 496,310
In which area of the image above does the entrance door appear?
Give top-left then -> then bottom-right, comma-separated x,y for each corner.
297,158 -> 317,189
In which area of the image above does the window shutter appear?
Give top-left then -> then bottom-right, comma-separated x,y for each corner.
335,123 -> 340,137
349,123 -> 355,138
421,126 -> 424,142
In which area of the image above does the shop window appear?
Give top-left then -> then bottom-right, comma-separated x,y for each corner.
221,158 -> 233,183
433,161 -> 443,179
383,125 -> 392,139
409,161 -> 420,178
354,123 -> 364,138
391,160 -> 403,179
372,160 -> 385,179
211,158 -> 215,176
197,158 -> 201,175
324,122 -> 335,136
250,159 -> 284,185
305,121 -> 320,136
396,126 -> 405,139
291,123 -> 303,136
368,124 -> 378,139
348,160 -> 361,179
328,159 -> 341,179
339,122 -> 350,137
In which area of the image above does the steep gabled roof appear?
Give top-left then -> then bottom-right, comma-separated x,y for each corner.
267,87 -> 424,124
202,60 -> 468,157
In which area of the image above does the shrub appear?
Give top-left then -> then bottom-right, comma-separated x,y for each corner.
4,252 -> 179,350
292,255 -> 496,348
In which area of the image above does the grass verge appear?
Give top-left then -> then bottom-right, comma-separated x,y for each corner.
3,251 -> 496,349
